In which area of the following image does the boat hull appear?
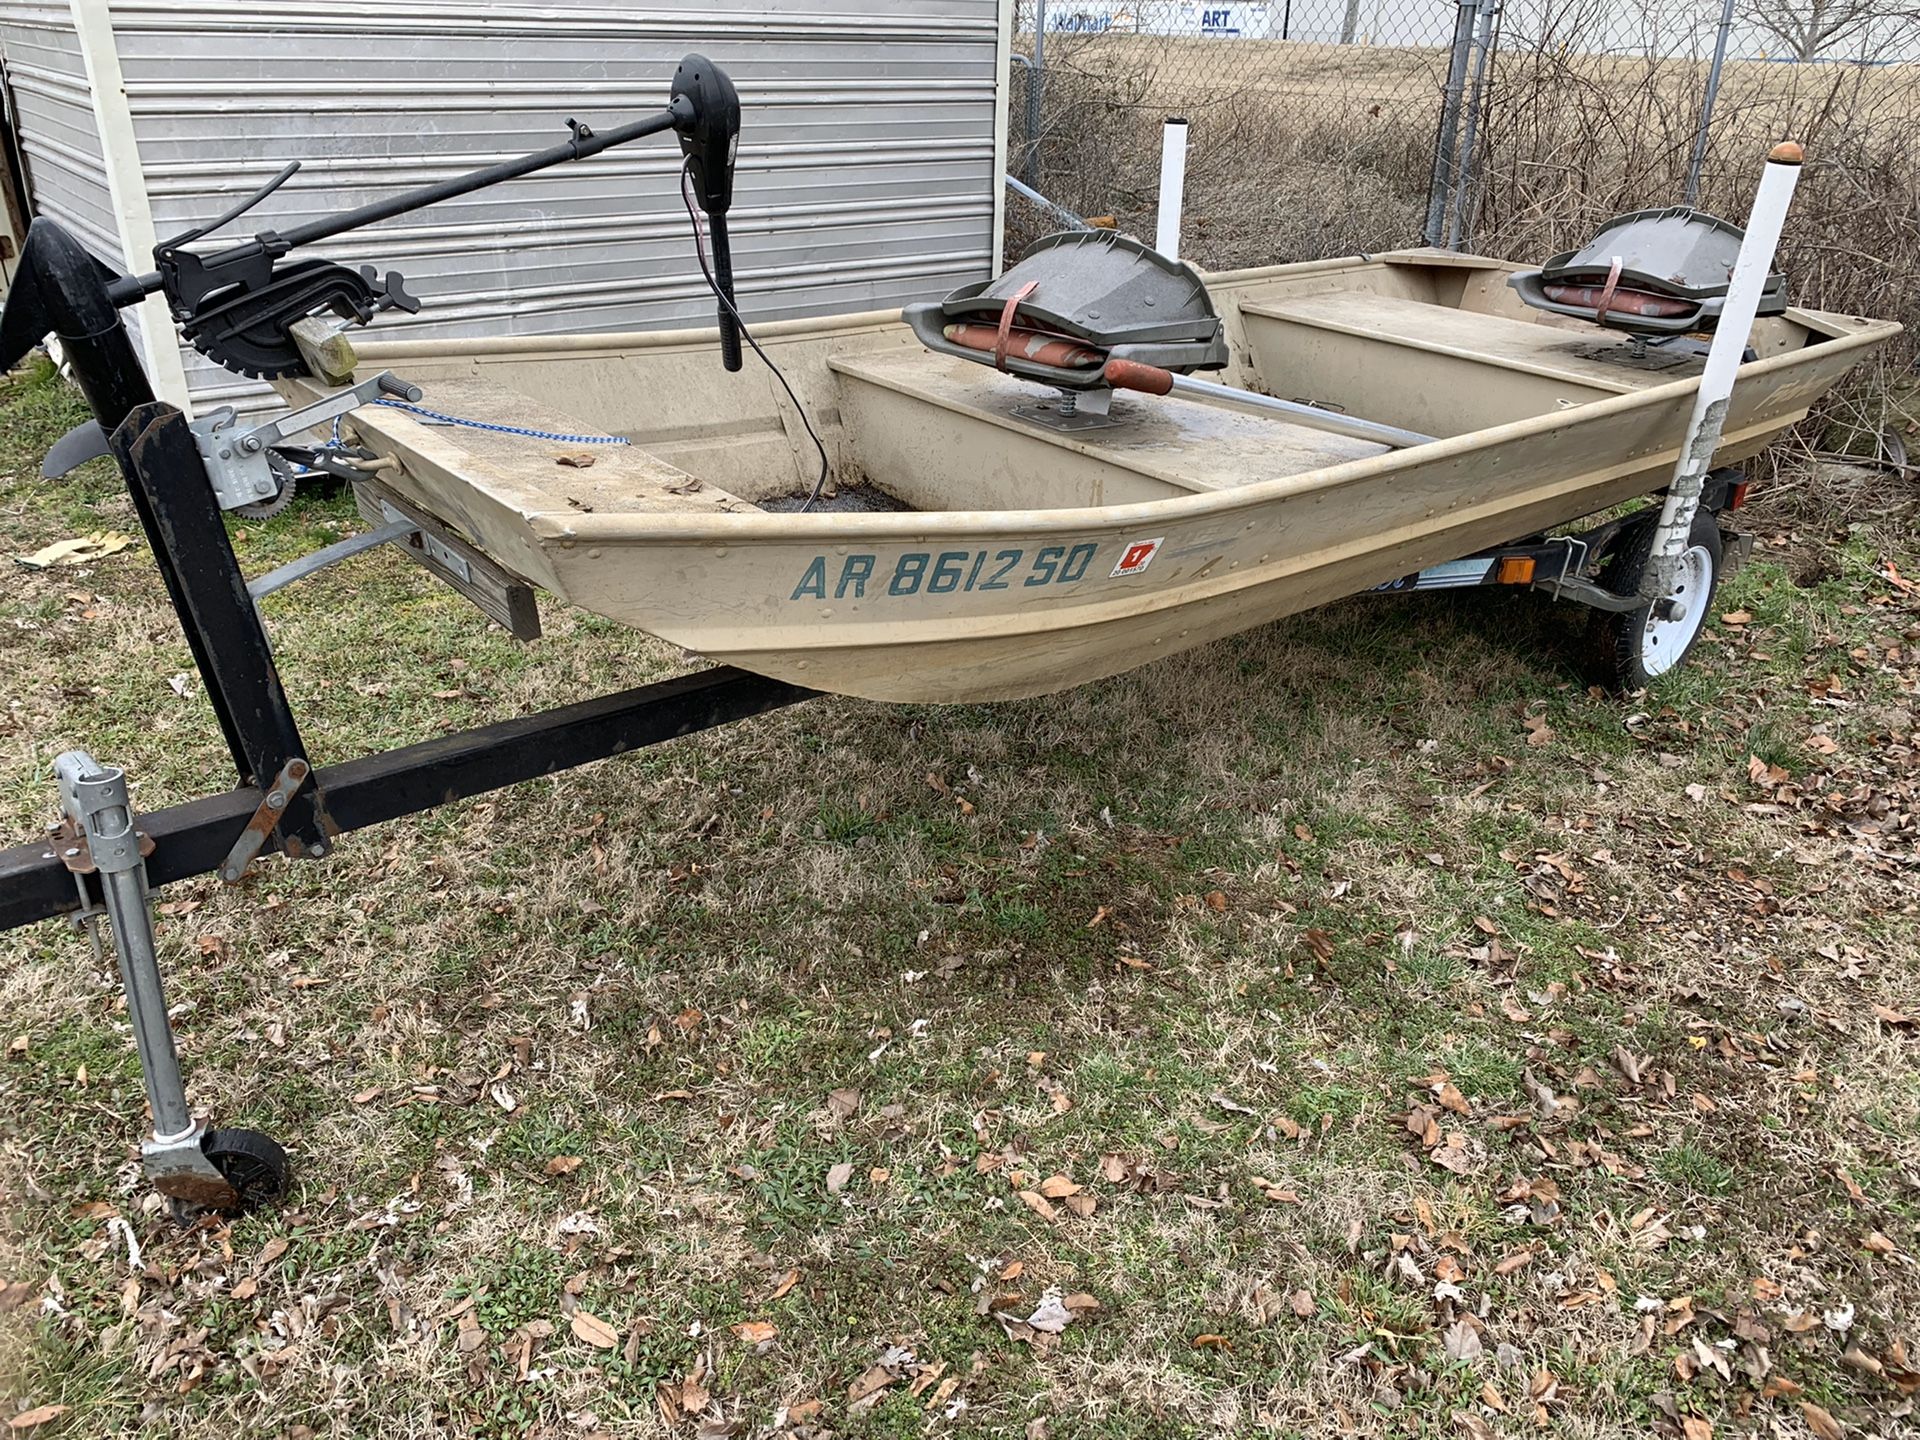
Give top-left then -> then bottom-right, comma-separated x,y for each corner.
334,251 -> 1896,703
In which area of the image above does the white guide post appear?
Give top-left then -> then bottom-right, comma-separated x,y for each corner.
1155,117 -> 1189,261
1641,141 -> 1803,602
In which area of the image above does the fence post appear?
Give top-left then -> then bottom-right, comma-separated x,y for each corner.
1026,0 -> 1047,186
1445,0 -> 1501,249
1685,0 -> 1737,206
1424,0 -> 1481,246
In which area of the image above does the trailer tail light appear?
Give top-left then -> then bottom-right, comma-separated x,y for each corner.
1727,480 -> 1751,510
1497,556 -> 1536,585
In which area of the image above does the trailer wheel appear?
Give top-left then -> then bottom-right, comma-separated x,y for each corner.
1589,511 -> 1724,692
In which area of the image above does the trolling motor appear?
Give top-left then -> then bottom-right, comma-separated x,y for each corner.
0,52 -> 745,387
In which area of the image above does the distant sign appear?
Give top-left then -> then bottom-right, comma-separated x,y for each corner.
1043,3 -> 1274,37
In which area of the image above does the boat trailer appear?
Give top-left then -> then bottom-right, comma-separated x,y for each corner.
0,69 -> 1805,1212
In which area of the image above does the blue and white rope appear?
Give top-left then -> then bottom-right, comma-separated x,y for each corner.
373,399 -> 631,447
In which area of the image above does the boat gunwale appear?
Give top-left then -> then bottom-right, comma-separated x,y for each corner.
510,313 -> 1897,544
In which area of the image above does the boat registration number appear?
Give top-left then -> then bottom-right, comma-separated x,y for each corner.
789,544 -> 1103,602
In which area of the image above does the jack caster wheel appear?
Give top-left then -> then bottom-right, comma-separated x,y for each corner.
201,1127 -> 291,1213
1588,510 -> 1724,692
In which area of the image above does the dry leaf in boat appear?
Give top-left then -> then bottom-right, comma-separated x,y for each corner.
570,1311 -> 619,1349
555,452 -> 596,468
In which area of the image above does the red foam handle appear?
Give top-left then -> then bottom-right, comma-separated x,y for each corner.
1103,357 -> 1174,395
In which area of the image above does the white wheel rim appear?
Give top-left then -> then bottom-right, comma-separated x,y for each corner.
1639,543 -> 1713,678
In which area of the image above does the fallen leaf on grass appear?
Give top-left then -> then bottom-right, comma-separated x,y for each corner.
1801,1401 -> 1844,1440
733,1319 -> 778,1346
7,1406 -> 68,1431
257,1237 -> 289,1266
570,1311 -> 619,1349
1681,1418 -> 1714,1440
1445,1319 -> 1484,1362
16,532 -> 132,569
1290,1289 -> 1317,1318
1036,1174 -> 1081,1199
1453,1413 -> 1495,1440
543,1156 -> 582,1177
1191,1333 -> 1232,1349
1493,1247 -> 1536,1276
825,1162 -> 854,1195
769,1268 -> 800,1300
1017,1190 -> 1057,1221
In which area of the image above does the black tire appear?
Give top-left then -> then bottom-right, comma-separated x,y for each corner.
201,1127 -> 291,1213
1587,510 -> 1724,693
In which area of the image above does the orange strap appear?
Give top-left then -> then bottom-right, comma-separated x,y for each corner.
994,280 -> 1038,372
1593,255 -> 1624,327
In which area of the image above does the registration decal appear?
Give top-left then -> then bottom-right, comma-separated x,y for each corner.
789,544 -> 1101,602
1110,536 -> 1164,578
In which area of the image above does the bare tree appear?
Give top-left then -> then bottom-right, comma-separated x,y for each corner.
1740,0 -> 1898,59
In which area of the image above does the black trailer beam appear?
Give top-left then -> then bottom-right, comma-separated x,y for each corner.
0,666 -> 813,932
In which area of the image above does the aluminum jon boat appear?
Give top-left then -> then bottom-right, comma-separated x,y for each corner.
296,246 -> 1894,703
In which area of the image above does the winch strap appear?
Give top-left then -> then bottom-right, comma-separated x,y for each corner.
994,280 -> 1039,373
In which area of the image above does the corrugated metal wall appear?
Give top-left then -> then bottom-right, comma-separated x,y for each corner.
0,3 -> 117,262
0,0 -> 1005,410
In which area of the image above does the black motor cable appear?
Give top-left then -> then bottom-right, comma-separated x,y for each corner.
680,161 -> 831,511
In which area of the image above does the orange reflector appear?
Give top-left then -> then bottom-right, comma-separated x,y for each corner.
1728,481 -> 1751,510
1497,556 -> 1536,584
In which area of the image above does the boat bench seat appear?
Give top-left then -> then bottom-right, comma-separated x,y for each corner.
1238,289 -> 1684,393
831,347 -> 1387,509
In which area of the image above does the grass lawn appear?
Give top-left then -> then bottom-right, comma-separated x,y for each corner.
0,360 -> 1916,1438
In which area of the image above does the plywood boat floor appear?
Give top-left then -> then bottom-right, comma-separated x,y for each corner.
830,347 -> 1388,511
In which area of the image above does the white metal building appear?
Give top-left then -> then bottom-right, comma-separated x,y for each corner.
0,1 -> 1010,411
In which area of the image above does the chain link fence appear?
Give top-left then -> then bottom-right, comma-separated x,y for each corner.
1008,0 -> 1919,424
1007,0 -> 1470,267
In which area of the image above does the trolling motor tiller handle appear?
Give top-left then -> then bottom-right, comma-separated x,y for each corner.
0,54 -> 748,386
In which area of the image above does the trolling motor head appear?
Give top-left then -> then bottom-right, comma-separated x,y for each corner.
672,53 -> 740,216
670,53 -> 744,371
